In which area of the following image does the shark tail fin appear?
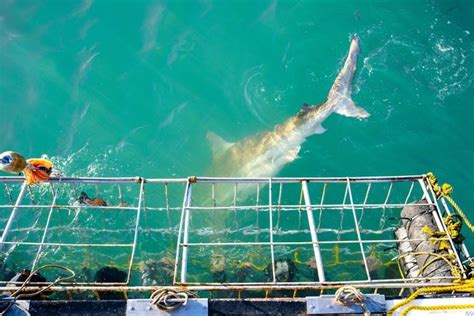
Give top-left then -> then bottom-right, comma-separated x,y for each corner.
334,98 -> 370,119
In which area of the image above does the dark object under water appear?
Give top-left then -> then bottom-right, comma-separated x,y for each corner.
78,192 -> 107,206
264,259 -> 296,282
234,264 -> 253,283
212,270 -> 227,283
139,258 -> 174,286
94,266 -> 127,300
6,269 -> 48,300
0,264 -> 16,283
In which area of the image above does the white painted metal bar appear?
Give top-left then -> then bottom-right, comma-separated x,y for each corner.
301,180 -> 325,282
0,204 -> 139,210
268,179 -> 276,283
173,180 -> 191,285
357,183 -> 372,226
276,182 -> 282,229
255,183 -> 261,229
192,175 -> 424,183
0,279 -> 461,292
175,274 -> 459,286
378,182 -> 393,230
126,178 -> 145,283
256,183 -> 261,205
0,181 -> 28,246
211,183 -> 216,207
338,183 -> 349,240
317,183 -> 327,231
31,182 -> 60,271
403,181 -> 415,205
164,182 -> 171,225
180,236 -> 445,247
0,201 -> 437,211
118,184 -> 124,206
3,183 -> 14,204
346,178 -> 371,281
233,183 -> 238,222
0,241 -> 133,247
180,180 -> 193,283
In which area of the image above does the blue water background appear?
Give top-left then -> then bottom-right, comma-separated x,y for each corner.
0,0 -> 473,284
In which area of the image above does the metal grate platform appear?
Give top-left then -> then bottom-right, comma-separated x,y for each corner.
0,174 -> 471,297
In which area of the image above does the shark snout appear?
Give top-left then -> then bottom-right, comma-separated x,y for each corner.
350,34 -> 361,54
351,34 -> 359,44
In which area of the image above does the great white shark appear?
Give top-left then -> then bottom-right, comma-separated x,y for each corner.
206,35 -> 369,184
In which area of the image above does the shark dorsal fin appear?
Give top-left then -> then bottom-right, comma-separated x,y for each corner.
207,131 -> 233,157
297,103 -> 312,118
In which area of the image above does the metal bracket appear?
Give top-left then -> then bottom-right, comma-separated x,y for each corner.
126,299 -> 208,316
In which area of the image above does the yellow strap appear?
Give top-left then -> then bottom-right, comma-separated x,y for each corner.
387,280 -> 474,315
400,304 -> 474,316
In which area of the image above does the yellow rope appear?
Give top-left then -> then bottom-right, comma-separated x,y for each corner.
444,194 -> 474,232
387,279 -> 474,315
400,303 -> 474,316
426,172 -> 474,232
421,214 -> 463,251
293,249 -> 306,265
396,251 -> 460,279
333,244 -> 340,264
392,172 -> 474,315
244,261 -> 266,271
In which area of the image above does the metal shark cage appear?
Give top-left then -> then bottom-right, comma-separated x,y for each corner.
0,174 -> 472,300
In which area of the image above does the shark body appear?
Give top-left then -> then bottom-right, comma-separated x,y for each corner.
206,35 -> 369,181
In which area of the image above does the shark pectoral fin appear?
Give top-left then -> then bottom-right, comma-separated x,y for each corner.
207,131 -> 233,157
286,146 -> 301,162
315,125 -> 327,134
335,98 -> 370,119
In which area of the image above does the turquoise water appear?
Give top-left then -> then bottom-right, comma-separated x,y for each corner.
1,0 -> 473,288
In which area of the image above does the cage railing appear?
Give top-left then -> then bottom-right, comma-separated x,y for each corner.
0,174 -> 471,296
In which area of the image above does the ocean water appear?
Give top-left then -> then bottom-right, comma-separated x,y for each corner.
1,0 -> 473,289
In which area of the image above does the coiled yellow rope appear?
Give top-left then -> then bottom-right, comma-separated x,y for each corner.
399,303 -> 474,316
387,280 -> 474,315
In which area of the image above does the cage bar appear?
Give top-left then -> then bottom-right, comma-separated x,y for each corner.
301,180 -> 325,282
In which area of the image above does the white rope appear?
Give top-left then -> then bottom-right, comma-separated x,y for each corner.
150,288 -> 197,311
335,285 -> 370,315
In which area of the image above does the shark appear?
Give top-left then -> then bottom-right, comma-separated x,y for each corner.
206,35 -> 369,186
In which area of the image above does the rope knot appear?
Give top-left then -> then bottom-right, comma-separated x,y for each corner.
150,288 -> 197,311
334,286 -> 369,315
441,183 -> 453,197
